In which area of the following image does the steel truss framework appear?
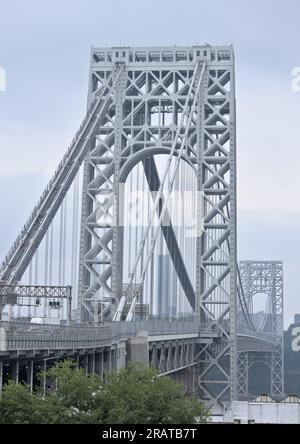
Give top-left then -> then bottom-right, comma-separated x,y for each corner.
0,45 -> 240,406
238,261 -> 284,398
150,340 -> 197,376
77,46 -> 237,406
0,65 -> 123,285
0,284 -> 72,323
237,352 -> 274,397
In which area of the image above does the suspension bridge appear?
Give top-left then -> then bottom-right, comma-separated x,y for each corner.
0,45 -> 284,410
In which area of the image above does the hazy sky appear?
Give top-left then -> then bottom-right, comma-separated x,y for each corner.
0,0 -> 299,326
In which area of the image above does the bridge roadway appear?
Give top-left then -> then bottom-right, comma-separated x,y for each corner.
0,320 -> 273,392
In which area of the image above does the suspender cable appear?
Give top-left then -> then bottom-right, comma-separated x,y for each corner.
149,161 -> 154,316
62,194 -> 67,286
145,165 -> 150,315
135,68 -> 204,319
71,173 -> 79,310
61,196 -> 67,319
135,164 -> 140,286
0,65 -> 124,285
48,222 -> 54,319
44,231 -> 49,317
182,165 -> 187,316
140,164 -> 145,296
28,260 -> 33,318
49,222 -> 53,285
34,249 -> 39,317
127,63 -> 201,283
58,201 -> 64,286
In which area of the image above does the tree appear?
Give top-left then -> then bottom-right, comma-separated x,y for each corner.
0,382 -> 36,424
93,364 -> 210,424
0,361 -> 210,424
38,360 -> 101,423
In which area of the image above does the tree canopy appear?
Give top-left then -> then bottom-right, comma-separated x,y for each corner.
0,361 -> 210,424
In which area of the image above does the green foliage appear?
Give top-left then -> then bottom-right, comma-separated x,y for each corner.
0,361 -> 210,424
0,382 -> 36,424
95,364 -> 209,424
46,361 -> 101,412
37,360 -> 101,424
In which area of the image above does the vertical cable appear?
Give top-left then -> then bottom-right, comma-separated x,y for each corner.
34,249 -> 39,317
182,163 -> 187,317
176,163 -> 181,319
61,194 -> 67,320
71,174 -> 79,312
62,195 -> 67,284
48,222 -> 54,318
148,159 -> 153,316
140,164 -> 145,304
58,201 -> 64,286
128,169 -> 133,302
57,202 -> 64,321
44,231 -> 49,318
145,166 -> 150,315
135,163 -> 140,289
28,260 -> 33,318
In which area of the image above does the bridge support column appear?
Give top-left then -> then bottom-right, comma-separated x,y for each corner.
0,361 -> 3,391
116,340 -> 127,370
102,349 -> 109,375
150,345 -> 158,370
101,351 -> 105,379
237,352 -> 248,399
109,349 -> 113,371
87,352 -> 94,374
12,361 -> 19,384
84,354 -> 88,375
91,350 -> 96,374
158,344 -> 166,374
27,360 -> 34,393
40,361 -> 47,395
126,332 -> 149,367
94,352 -> 101,376
110,69 -> 127,319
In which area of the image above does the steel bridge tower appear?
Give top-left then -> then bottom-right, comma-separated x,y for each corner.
238,261 -> 284,399
0,45 -> 238,407
77,46 -> 237,404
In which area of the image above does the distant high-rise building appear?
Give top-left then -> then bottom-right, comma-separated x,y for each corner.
157,254 -> 177,318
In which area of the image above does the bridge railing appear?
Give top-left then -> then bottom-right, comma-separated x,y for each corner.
111,319 -> 200,339
0,321 -> 113,351
0,319 -> 201,352
0,319 -> 274,353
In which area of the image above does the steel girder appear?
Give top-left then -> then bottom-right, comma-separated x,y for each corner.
195,48 -> 237,407
0,68 -> 122,287
76,46 -> 237,407
150,339 -> 197,376
237,351 -> 274,399
0,284 -> 72,323
0,65 -> 123,322
239,261 -> 284,398
237,351 -> 249,396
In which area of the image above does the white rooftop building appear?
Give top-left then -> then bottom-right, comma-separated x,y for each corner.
215,396 -> 300,424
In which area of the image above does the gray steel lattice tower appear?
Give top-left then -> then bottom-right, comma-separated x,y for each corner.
238,261 -> 284,398
77,46 -> 237,404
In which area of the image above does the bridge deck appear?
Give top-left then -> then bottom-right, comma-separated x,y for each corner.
0,320 -> 274,355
